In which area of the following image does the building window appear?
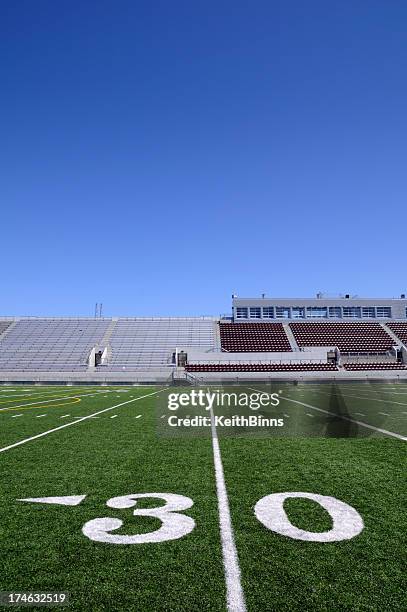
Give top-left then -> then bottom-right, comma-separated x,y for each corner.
275,307 -> 290,319
262,307 -> 274,319
329,307 -> 342,318
376,307 -> 391,318
306,307 -> 328,318
291,307 -> 305,319
249,307 -> 261,319
362,307 -> 375,318
236,307 -> 248,319
343,307 -> 361,318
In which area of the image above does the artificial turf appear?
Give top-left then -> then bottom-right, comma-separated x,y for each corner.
0,382 -> 405,611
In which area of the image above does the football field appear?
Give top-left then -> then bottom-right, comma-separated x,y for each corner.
0,382 -> 406,611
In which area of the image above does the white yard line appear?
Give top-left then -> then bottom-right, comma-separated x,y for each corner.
210,407 -> 246,612
11,414 -> 23,418
0,388 -> 168,454
248,388 -> 406,442
110,415 -> 118,419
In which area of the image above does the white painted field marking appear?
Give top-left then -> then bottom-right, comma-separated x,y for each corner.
82,493 -> 195,545
0,390 -> 106,412
283,414 -> 290,418
312,388 -> 407,407
210,407 -> 246,612
355,412 -> 365,416
110,415 -> 118,419
135,414 -> 142,419
0,388 -> 168,454
11,414 -> 23,418
255,492 -> 364,542
18,495 -> 86,506
36,414 -> 47,418
378,412 -> 390,416
0,387 -> 107,400
160,415 -> 166,419
248,388 -> 407,441
306,413 -> 314,418
284,397 -> 405,441
60,415 -> 70,418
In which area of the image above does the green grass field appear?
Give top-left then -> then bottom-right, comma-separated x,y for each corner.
0,382 -> 406,611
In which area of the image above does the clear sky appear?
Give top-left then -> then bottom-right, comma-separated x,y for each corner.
1,1 -> 406,317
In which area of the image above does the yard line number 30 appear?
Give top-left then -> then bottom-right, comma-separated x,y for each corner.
81,492 -> 364,544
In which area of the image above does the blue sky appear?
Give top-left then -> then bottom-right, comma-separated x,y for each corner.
1,1 -> 406,316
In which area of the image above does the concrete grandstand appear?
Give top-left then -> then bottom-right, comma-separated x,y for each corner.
1,294 -> 407,383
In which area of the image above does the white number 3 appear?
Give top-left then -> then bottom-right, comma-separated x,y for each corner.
82,493 -> 195,544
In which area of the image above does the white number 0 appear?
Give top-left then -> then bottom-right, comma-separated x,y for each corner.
82,493 -> 195,544
255,492 -> 364,542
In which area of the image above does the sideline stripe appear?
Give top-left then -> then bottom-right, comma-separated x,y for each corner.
0,388 -> 168,454
248,388 -> 406,441
283,397 -> 406,441
311,388 -> 407,408
210,407 -> 246,612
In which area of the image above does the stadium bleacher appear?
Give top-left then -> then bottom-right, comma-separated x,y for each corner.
219,322 -> 292,352
387,322 -> 407,346
0,319 -> 110,371
0,309 -> 406,379
104,319 -> 216,371
0,321 -> 12,337
289,322 -> 395,353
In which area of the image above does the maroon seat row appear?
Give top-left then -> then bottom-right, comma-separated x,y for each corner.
186,363 -> 338,372
387,323 -> 407,345
343,363 -> 407,371
219,323 -> 292,353
289,322 -> 395,354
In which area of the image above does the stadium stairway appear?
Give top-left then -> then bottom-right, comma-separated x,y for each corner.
382,323 -> 406,348
283,323 -> 300,351
100,318 -> 119,346
0,321 -> 16,341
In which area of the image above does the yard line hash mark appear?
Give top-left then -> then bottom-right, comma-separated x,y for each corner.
0,389 -> 169,454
